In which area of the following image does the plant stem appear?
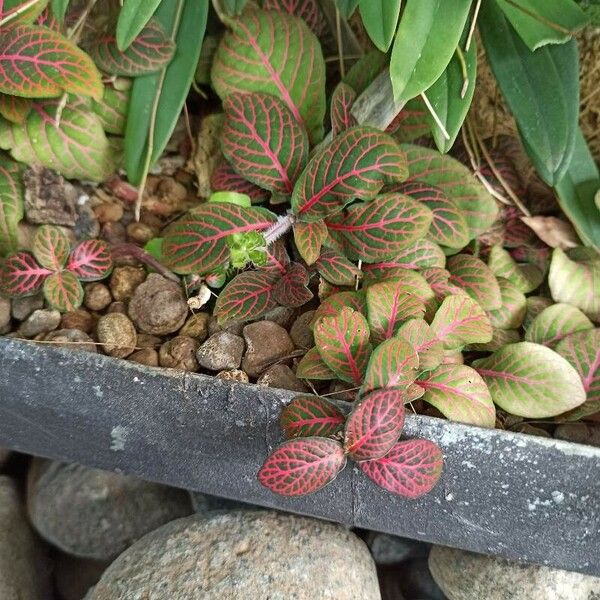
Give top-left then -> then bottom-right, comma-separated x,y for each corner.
111,243 -> 180,283
502,0 -> 573,36
335,7 -> 346,78
421,92 -> 450,141
0,0 -> 40,27
263,214 -> 295,245
464,0 -> 482,52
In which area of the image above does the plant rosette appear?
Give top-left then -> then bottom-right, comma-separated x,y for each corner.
0,225 -> 113,312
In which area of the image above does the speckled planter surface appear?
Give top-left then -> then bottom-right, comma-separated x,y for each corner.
0,337 -> 598,575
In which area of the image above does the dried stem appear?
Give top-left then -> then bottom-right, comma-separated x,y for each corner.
111,243 -> 180,283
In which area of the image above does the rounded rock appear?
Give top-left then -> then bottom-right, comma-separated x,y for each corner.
96,313 -> 137,358
290,310 -> 315,349
242,321 -> 295,378
128,348 -> 159,367
159,336 -> 199,371
27,459 -> 192,561
19,309 -> 61,338
179,312 -> 210,341
86,511 -> 380,600
84,283 -> 112,312
128,274 -> 188,335
257,364 -> 308,392
429,545 -> 600,600
196,331 -> 245,371
45,329 -> 96,353
109,266 -> 146,302
215,369 -> 249,383
11,294 -> 44,321
60,309 -> 95,333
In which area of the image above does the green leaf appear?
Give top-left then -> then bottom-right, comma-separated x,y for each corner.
487,277 -> 526,330
296,346 -> 336,380
314,306 -> 372,385
124,0 -> 209,185
389,0 -> 472,103
50,0 -> 70,22
92,80 -> 130,135
0,24 -> 103,100
361,337 -> 419,396
43,270 -> 83,312
330,82 -> 357,137
0,99 -> 115,182
426,39 -> 477,153
364,240 -> 445,273
446,254 -> 502,311
0,93 -> 32,124
401,144 -> 498,238
88,18 -> 175,76
294,221 -> 327,265
212,8 -> 326,143
315,247 -> 361,286
1,0 -> 49,26
466,327 -> 521,353
366,280 -> 425,344
525,303 -> 593,348
473,342 -> 587,418
222,0 -> 251,15
418,365 -> 496,428
487,245 -> 544,294
335,0 -> 359,18
523,295 -> 553,329
0,154 -> 23,256
311,290 -> 366,326
548,247 -> 600,321
358,0 -> 401,52
116,0 -> 162,50
293,127 -> 408,222
495,0 -> 588,51
32,225 -> 69,270
342,49 -> 387,96
554,127 -> 600,250
280,395 -> 345,439
396,318 -> 444,371
479,1 -> 579,185
430,294 -> 493,349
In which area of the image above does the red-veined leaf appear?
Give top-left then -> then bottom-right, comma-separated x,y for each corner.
280,395 -> 345,438
447,254 -> 502,311
212,8 -> 326,143
361,338 -> 419,396
396,318 -> 444,372
258,437 -> 345,496
264,239 -> 290,275
0,0 -> 49,26
0,25 -> 102,99
43,269 -> 83,312
330,82 -> 357,136
0,251 -> 50,296
363,269 -> 435,308
523,296 -> 553,330
487,277 -> 526,330
273,262 -> 313,307
473,342 -> 587,418
343,49 -> 387,96
87,18 -> 175,76
0,98 -> 115,182
315,247 -> 361,286
402,144 -> 498,238
310,290 -> 366,327
67,239 -> 113,281
222,92 -> 308,194
0,93 -> 32,123
292,127 -> 408,222
262,0 -> 327,35
32,224 -> 69,270
211,161 -> 270,204
326,194 -> 432,262
417,365 -> 495,428
364,239 -> 445,273
366,280 -> 426,344
524,303 -> 593,348
430,294 -> 493,349
421,267 -> 466,301
296,346 -> 336,380
293,220 -> 327,265
314,306 -> 372,385
466,327 -> 521,353
556,329 -> 600,405
214,270 -> 279,324
344,389 -> 405,461
387,97 -> 429,141
390,180 -> 469,249
162,203 -> 276,275
488,244 -> 544,294
0,153 -> 23,256
92,79 -> 130,135
359,439 -> 443,498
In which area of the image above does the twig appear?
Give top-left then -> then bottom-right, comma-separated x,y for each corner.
455,46 -> 469,99
111,243 -> 181,283
68,0 -> 98,42
465,0 -> 482,52
335,7 -> 346,78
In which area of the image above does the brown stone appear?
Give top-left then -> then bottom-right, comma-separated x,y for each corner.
11,294 -> 43,321
60,309 -> 94,334
290,310 -> 315,349
94,203 -> 123,224
96,313 -> 137,358
23,165 -> 77,226
126,222 -> 156,245
196,331 -> 245,371
107,301 -> 127,315
45,329 -> 96,353
128,348 -> 159,367
84,283 -> 112,312
136,334 -> 162,349
159,336 -> 199,371
179,312 -> 210,341
257,364 -> 309,392
19,309 -> 61,338
109,266 -> 146,302
242,321 -> 295,378
0,296 -> 10,334
215,369 -> 250,383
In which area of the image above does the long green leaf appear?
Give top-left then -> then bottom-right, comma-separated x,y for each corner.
389,0 -> 471,103
335,0 -> 359,18
479,0 -> 580,185
124,0 -> 209,185
496,0 -> 588,50
116,0 -> 162,51
554,128 -> 600,249
358,0 -> 401,52
50,0 -> 70,21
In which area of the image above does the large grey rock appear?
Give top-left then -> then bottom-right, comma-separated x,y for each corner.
0,295 -> 10,334
0,476 -> 51,599
27,459 -> 192,560
429,545 -> 600,600
86,511 -> 381,600
19,309 -> 61,338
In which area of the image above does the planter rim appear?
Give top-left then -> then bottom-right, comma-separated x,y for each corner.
0,337 -> 598,575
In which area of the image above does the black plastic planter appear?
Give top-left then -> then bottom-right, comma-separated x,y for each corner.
0,337 -> 599,576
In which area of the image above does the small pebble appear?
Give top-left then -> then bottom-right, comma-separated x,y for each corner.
84,283 -> 112,312
128,348 -> 159,367
94,202 -> 123,224
196,331 -> 245,371
110,266 -> 146,302
60,309 -> 94,334
19,309 -> 61,338
45,329 -> 96,353
290,310 -> 315,349
126,222 -> 156,245
179,312 -> 210,342
107,301 -> 127,315
257,364 -> 308,392
0,296 -> 10,334
96,313 -> 137,358
215,369 -> 249,383
136,333 -> 162,349
242,321 -> 295,378
159,336 -> 199,371
11,294 -> 43,321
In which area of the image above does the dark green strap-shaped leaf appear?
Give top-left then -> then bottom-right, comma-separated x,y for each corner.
425,39 -> 477,154
50,0 -> 69,22
389,0 -> 471,103
479,0 -> 580,186
222,0 -> 251,15
335,0 -> 359,18
496,0 -> 588,51
124,0 -> 209,185
554,128 -> 600,250
358,0 -> 401,52
116,0 -> 162,50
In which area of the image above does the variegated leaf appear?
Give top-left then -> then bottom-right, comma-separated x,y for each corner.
487,277 -> 526,330
0,153 -> 24,256
296,346 -> 336,380
212,9 -> 326,143
396,318 -> 444,372
280,395 -> 345,439
273,262 -> 313,307
293,220 -> 327,265
0,251 -> 50,296
67,239 -> 113,281
0,93 -> 32,123
32,225 -> 69,270
417,365 -> 496,428
211,161 -> 270,204
556,329 -> 600,404
292,127 -> 408,222
311,290 -> 366,327
359,439 -> 444,498
344,389 -> 406,461
361,338 -> 419,396
525,303 -> 593,348
315,247 -> 361,287
314,306 -> 372,385
446,254 -> 502,311
43,270 -> 83,312
330,82 -> 357,136
466,327 -> 521,353
488,245 -> 544,294
523,296 -> 554,330
222,92 -> 308,194
364,239 -> 445,274
92,80 -> 130,135
473,342 -> 587,418
262,0 -> 327,35
421,267 -> 465,301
